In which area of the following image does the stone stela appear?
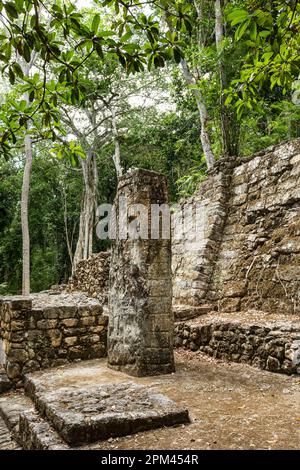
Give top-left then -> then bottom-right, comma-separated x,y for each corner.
107,168 -> 175,376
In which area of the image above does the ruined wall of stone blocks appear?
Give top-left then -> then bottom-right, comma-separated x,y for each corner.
172,139 -> 300,315
172,158 -> 234,307
108,169 -> 175,376
58,139 -> 300,317
0,293 -> 108,385
210,140 -> 300,313
67,252 -> 111,304
175,317 -> 300,375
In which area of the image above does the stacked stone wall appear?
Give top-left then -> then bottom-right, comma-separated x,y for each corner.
172,159 -> 234,307
172,139 -> 300,314
0,293 -> 108,386
175,317 -> 300,374
67,252 -> 110,304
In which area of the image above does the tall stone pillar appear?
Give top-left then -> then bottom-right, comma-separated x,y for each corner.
108,169 -> 175,376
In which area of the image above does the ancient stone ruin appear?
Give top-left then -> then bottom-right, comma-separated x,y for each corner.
174,312 -> 300,374
64,140 -> 300,319
0,167 -> 188,450
108,169 -> 174,376
67,252 -> 110,304
0,293 -> 107,386
172,140 -> 300,315
0,139 -> 300,450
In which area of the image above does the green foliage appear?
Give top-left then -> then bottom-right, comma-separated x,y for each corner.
239,98 -> 300,155
0,149 -> 83,293
51,141 -> 86,167
0,0 -> 191,158
1,0 -> 300,294
226,0 -> 300,117
117,102 -> 208,199
176,164 -> 207,198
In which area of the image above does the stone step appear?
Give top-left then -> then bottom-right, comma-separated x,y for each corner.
24,371 -> 189,447
18,408 -> 69,450
174,314 -> 300,375
0,391 -> 69,449
0,392 -> 34,445
0,416 -> 20,450
173,304 -> 214,322
0,393 -> 33,431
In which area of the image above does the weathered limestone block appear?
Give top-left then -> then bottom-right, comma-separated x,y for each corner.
108,169 -> 175,376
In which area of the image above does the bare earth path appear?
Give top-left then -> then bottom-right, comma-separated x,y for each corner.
86,351 -> 300,450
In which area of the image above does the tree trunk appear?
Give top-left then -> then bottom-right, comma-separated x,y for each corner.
61,182 -> 74,270
73,152 -> 98,272
73,211 -> 85,271
215,0 -> 239,156
21,133 -> 33,295
215,0 -> 223,46
181,59 -> 215,170
20,60 -> 34,296
111,108 -> 123,177
177,2 -> 216,169
83,178 -> 94,260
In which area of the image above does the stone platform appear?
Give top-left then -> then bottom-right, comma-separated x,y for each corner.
0,360 -> 189,449
175,311 -> 300,374
173,305 -> 215,322
0,292 -> 108,386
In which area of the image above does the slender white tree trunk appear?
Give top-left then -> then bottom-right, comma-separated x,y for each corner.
73,161 -> 88,270
21,133 -> 33,295
20,59 -> 35,296
193,0 -> 202,20
73,153 -> 98,272
83,182 -> 93,260
61,182 -> 74,270
215,0 -> 228,155
111,108 -> 123,177
181,59 -> 215,170
215,0 -> 237,156
168,2 -> 216,169
73,211 -> 84,271
215,0 -> 223,47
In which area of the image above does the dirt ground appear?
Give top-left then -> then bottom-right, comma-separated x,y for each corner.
4,350 -> 300,451
83,350 -> 300,451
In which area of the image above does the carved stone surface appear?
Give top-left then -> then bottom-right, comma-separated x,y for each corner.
108,169 -> 175,376
16,360 -> 189,449
25,382 -> 188,446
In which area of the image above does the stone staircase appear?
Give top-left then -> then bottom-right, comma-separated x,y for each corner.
173,304 -> 215,322
0,393 -> 31,449
0,361 -> 189,450
0,392 -> 67,450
